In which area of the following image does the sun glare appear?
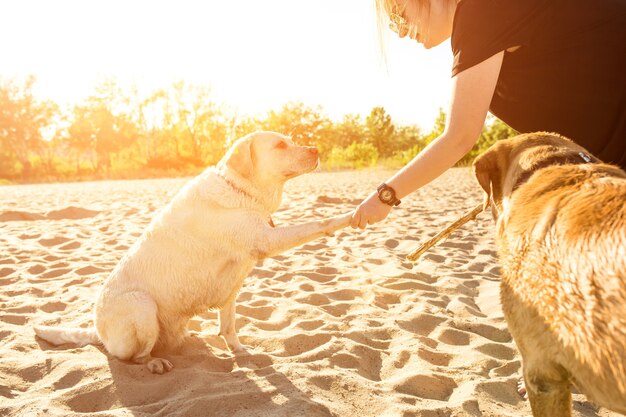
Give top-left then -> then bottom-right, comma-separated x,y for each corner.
1,0 -> 452,127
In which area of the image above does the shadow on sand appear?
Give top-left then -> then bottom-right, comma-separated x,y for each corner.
37,333 -> 332,417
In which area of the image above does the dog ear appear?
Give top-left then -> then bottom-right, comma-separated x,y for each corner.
224,136 -> 254,178
473,149 -> 499,211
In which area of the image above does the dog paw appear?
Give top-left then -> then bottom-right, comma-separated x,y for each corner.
147,358 -> 174,374
517,377 -> 527,399
231,344 -> 251,355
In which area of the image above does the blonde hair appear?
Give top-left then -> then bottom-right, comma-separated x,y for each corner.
374,0 -> 456,60
373,0 -> 426,61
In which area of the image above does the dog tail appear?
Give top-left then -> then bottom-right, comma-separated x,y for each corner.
34,325 -> 100,347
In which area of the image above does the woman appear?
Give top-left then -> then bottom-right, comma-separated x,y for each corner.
351,0 -> 626,229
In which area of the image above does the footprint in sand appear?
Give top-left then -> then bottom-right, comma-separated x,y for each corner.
437,328 -> 472,346
236,305 -> 274,321
0,314 -> 28,325
40,302 -> 67,313
384,239 -> 399,249
59,241 -> 81,250
300,271 -> 334,283
297,293 -> 330,306
320,303 -> 351,317
0,267 -> 15,278
391,373 -> 457,401
490,360 -> 522,377
417,347 -> 452,366
0,211 -> 46,221
295,319 -> 325,331
380,280 -> 433,292
65,381 -> 117,413
424,253 -> 446,263
255,289 -> 283,298
396,313 -> 448,336
74,266 -> 107,276
40,268 -> 72,279
45,206 -> 100,220
333,344 -> 383,381
298,243 -> 326,251
38,236 -> 74,247
253,318 -> 292,332
18,233 -> 41,240
373,292 -> 402,309
277,333 -> 332,357
315,195 -> 345,204
52,369 -> 85,390
325,289 -> 360,301
344,331 -> 391,350
474,380 -> 522,406
468,262 -> 487,272
475,342 -> 517,361
452,321 -> 512,343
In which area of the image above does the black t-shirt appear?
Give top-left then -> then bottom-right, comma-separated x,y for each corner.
451,0 -> 626,170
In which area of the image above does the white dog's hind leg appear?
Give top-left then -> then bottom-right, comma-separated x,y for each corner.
219,299 -> 245,353
98,291 -> 173,374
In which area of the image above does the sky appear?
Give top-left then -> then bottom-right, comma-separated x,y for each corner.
0,0 -> 454,130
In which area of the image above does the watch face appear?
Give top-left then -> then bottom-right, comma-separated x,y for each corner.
381,189 -> 393,201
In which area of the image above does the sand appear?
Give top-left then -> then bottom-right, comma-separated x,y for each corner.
0,168 -> 620,417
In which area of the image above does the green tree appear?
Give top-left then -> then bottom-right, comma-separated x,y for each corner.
315,113 -> 366,157
365,106 -> 395,157
0,75 -> 57,179
66,79 -> 138,173
423,107 -> 447,144
456,114 -> 518,166
255,101 -> 329,146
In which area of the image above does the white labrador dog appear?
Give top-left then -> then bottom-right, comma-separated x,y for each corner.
35,131 -> 352,373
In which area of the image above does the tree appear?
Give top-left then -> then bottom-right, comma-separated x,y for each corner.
315,113 -> 366,157
257,101 -> 329,146
0,75 -> 57,179
66,79 -> 138,173
365,107 -> 395,157
456,114 -> 519,166
422,107 -> 447,144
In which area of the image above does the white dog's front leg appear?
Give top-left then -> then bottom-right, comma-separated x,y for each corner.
218,299 -> 245,353
258,212 -> 352,259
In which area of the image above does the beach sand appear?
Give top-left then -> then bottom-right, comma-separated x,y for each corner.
0,168 -> 620,417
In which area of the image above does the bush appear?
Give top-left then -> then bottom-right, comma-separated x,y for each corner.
323,142 -> 379,170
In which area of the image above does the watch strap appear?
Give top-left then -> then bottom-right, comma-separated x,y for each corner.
377,183 -> 401,206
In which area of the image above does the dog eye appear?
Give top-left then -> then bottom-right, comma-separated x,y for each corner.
275,141 -> 287,149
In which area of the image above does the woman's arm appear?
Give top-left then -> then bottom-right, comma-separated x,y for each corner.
351,51 -> 505,229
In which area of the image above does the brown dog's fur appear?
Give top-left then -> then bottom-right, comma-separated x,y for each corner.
473,132 -> 626,416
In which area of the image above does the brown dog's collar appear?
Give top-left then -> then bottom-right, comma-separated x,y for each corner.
512,151 -> 595,192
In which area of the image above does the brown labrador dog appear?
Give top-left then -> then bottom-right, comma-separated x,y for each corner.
473,132 -> 626,416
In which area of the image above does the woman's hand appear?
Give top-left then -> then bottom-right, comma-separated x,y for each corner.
350,192 -> 392,229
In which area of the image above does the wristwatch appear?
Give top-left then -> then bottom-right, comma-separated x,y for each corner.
376,183 -> 401,206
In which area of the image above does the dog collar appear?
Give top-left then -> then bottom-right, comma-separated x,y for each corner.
217,173 -> 275,227
513,151 -> 595,192
218,173 -> 254,199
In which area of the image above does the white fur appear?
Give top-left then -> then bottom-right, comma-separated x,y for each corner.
34,131 -> 352,374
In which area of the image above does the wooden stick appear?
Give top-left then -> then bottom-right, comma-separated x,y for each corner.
407,203 -> 484,262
